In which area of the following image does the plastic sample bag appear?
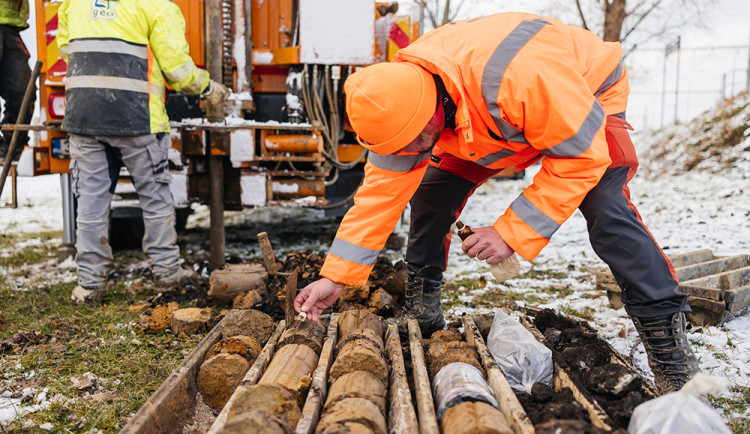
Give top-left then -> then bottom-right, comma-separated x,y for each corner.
432,362 -> 498,419
487,308 -> 553,394
628,373 -> 731,434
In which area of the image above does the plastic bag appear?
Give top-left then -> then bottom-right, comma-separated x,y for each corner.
432,362 -> 498,419
628,373 -> 731,434
487,308 -> 553,394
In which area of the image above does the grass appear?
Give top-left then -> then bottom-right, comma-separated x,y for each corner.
0,230 -> 209,432
710,385 -> 750,433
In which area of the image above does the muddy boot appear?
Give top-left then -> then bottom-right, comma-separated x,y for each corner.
154,266 -> 200,293
392,265 -> 446,338
71,285 -> 104,305
632,312 -> 701,394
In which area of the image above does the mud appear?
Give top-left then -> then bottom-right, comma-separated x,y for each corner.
0,330 -> 46,354
329,338 -> 388,383
516,383 -> 590,425
221,309 -> 275,344
196,353 -> 250,410
206,335 -> 263,363
325,370 -> 387,416
425,331 -> 483,379
532,308 -> 650,429
227,383 -> 301,428
222,410 -> 293,434
441,401 -> 513,434
316,397 -> 387,434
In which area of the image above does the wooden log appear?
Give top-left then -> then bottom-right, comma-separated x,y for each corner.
208,263 -> 268,304
222,410 -> 293,434
225,383 -> 301,428
121,312 -> 225,434
206,335 -> 262,363
669,249 -> 716,268
280,318 -> 327,354
196,353 -> 250,410
257,231 -> 278,275
440,401 -> 513,434
336,328 -> 384,354
329,339 -> 388,384
296,313 -> 339,434
407,319 -> 439,434
171,307 -> 212,336
337,309 -> 383,340
207,320 -> 286,434
325,371 -> 387,416
221,308 -> 276,344
315,398 -> 387,434
425,340 -> 483,379
385,323 -> 418,434
260,343 -> 319,408
463,317 -> 535,434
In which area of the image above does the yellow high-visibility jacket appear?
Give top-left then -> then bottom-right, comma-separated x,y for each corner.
57,0 -> 209,136
321,12 -> 628,285
0,0 -> 29,29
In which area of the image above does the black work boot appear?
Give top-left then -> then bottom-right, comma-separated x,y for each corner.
392,264 -> 446,338
632,312 -> 701,394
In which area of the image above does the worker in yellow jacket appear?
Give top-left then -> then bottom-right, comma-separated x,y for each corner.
295,12 -> 699,393
57,0 -> 229,304
0,0 -> 34,161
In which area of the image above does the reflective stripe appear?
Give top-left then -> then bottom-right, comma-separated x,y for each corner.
67,75 -> 149,94
69,38 -> 148,59
476,148 -> 516,166
329,238 -> 380,265
163,60 -> 205,93
368,151 -> 431,172
541,102 -> 605,158
594,61 -> 623,97
498,118 -> 529,144
482,18 -> 549,136
510,193 -> 560,239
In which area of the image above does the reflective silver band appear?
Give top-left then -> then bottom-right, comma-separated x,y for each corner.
329,238 -> 380,265
594,61 -> 623,97
541,102 -> 605,158
368,151 -> 431,172
510,193 -> 560,239
68,39 -> 148,59
476,148 -> 516,167
151,82 -> 166,99
482,18 -> 549,137
67,75 -> 149,94
164,61 -> 206,94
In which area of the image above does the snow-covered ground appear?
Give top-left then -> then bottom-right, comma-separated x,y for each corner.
2,97 -> 748,427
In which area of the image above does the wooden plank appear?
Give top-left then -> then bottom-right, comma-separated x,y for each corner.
668,249 -> 716,268
207,320 -> 286,434
463,317 -> 534,434
296,313 -> 339,434
518,316 -> 614,431
725,285 -> 750,312
679,284 -> 724,301
120,315 -> 227,434
408,319 -> 439,434
684,266 -> 750,290
385,322 -> 419,434
675,255 -> 750,282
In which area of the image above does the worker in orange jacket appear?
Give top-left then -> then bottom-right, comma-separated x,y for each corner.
294,12 -> 699,393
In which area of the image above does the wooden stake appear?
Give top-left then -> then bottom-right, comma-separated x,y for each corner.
257,231 -> 277,275
385,323 -> 419,434
407,319 -> 439,434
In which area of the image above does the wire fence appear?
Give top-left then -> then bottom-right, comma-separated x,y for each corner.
625,43 -> 750,131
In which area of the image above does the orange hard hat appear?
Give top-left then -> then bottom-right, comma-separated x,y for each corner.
344,63 -> 437,155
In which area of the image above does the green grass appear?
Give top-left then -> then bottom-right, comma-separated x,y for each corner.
710,385 -> 750,433
0,231 -> 209,432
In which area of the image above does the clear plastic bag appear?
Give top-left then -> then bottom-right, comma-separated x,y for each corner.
432,362 -> 498,419
487,308 -> 553,394
628,373 -> 731,434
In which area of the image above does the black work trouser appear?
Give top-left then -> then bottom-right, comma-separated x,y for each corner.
405,118 -> 688,319
0,26 -> 34,147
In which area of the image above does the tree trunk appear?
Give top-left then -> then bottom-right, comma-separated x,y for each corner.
603,0 -> 627,42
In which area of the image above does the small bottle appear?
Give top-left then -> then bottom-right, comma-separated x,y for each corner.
456,220 -> 520,282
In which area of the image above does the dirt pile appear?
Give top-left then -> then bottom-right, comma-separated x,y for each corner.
533,308 -> 650,429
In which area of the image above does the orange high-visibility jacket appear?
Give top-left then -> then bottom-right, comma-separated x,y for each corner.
321,12 -> 628,285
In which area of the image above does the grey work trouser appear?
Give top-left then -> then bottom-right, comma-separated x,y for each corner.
69,133 -> 180,288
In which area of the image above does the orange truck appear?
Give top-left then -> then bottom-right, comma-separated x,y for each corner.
28,0 -> 421,266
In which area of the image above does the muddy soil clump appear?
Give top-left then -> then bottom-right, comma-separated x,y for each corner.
532,308 -> 649,429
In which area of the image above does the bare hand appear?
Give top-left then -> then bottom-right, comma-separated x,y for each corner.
461,226 -> 514,265
294,278 -> 345,323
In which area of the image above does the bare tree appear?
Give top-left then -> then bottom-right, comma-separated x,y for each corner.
567,0 -> 714,55
413,0 -> 467,29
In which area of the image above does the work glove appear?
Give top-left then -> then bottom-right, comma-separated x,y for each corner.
202,79 -> 230,106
